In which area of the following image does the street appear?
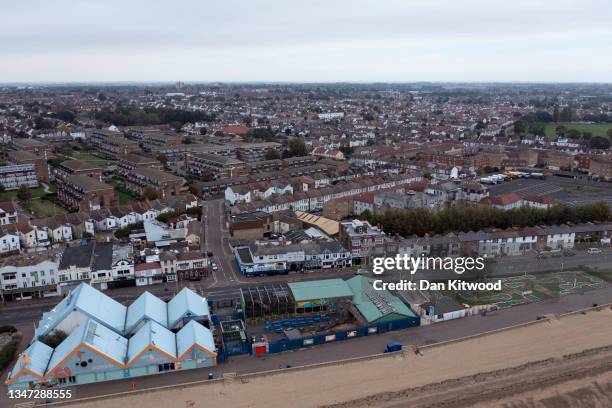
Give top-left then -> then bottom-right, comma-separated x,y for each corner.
201,199 -> 243,287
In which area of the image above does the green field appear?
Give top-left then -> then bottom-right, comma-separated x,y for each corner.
26,199 -> 67,218
544,122 -> 612,140
116,189 -> 139,205
70,151 -> 117,167
0,186 -> 48,201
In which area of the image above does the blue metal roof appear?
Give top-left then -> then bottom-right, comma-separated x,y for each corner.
81,320 -> 128,366
167,287 -> 210,329
35,283 -> 127,339
46,322 -> 88,374
125,292 -> 168,333
7,341 -> 53,381
47,319 -> 128,374
176,320 -> 216,358
127,320 -> 176,364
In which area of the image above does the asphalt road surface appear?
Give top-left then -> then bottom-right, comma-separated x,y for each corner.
202,199 -> 243,287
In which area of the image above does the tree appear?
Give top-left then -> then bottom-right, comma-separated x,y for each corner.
40,330 -> 68,348
59,145 -> 73,157
141,187 -> 159,201
17,185 -> 31,204
589,136 -> 610,150
287,138 -> 307,157
247,128 -> 276,141
156,154 -> 168,165
607,129 -> 612,140
265,148 -> 281,160
199,127 -> 208,135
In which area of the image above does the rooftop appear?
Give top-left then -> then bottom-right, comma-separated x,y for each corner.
288,278 -> 353,302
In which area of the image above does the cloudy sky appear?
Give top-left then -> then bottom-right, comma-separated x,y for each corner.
2,0 -> 611,83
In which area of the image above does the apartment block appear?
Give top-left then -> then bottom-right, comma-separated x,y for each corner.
0,164 -> 39,190
185,152 -> 246,180
125,167 -> 184,198
58,174 -> 116,211
53,159 -> 102,181
8,150 -> 49,182
89,130 -> 140,159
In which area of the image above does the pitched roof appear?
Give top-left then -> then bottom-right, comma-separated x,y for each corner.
6,341 -> 53,384
127,320 -> 176,365
346,276 -> 416,323
35,283 -> 127,338
167,287 -> 210,329
125,292 -> 168,334
288,279 -> 353,302
46,319 -> 128,377
176,320 -> 216,359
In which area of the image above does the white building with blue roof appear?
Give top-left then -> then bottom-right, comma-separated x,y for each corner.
125,292 -> 168,335
5,341 -> 53,389
35,283 -> 127,339
167,287 -> 211,330
8,283 -> 217,390
176,320 -> 217,369
126,320 -> 177,376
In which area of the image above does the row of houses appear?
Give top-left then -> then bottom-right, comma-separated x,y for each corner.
0,195 -> 199,253
234,241 -> 352,276
232,174 -> 422,214
391,222 -> 612,258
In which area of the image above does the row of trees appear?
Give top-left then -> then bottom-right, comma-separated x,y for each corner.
360,202 -> 610,237
94,107 -> 216,127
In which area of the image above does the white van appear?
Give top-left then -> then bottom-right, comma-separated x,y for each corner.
587,248 -> 602,254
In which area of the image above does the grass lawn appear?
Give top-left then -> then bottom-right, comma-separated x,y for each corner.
70,151 -> 117,167
543,122 -> 612,140
26,199 -> 67,218
0,186 -> 48,201
116,189 -> 140,205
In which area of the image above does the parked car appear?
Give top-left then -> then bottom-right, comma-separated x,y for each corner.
354,268 -> 369,275
587,248 -> 602,254
536,253 -> 548,259
563,250 -> 575,257
211,261 -> 219,271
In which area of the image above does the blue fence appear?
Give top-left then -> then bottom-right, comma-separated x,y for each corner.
267,316 -> 420,354
216,315 -> 420,358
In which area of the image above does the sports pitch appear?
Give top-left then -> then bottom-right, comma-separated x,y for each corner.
455,271 -> 607,309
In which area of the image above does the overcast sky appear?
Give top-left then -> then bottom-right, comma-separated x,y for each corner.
2,0 -> 611,83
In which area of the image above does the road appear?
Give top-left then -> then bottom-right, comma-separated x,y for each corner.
201,199 -> 243,287
4,286 -> 611,405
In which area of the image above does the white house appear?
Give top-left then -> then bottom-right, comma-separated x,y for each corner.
0,258 -> 60,300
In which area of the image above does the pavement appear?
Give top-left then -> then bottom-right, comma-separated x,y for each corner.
486,175 -> 612,206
